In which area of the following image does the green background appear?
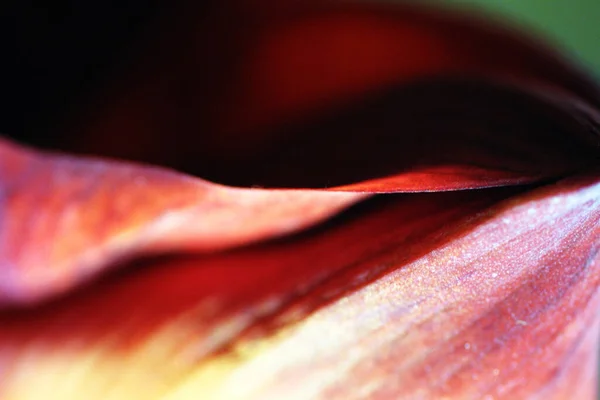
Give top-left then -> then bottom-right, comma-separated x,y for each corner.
431,0 -> 600,76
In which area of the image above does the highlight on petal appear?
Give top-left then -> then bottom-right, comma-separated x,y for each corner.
0,138 -> 365,305
152,173 -> 600,400
0,172 -> 598,399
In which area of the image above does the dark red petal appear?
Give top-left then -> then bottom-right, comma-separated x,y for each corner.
0,172 -> 598,399
60,2 -> 600,190
206,77 -> 600,189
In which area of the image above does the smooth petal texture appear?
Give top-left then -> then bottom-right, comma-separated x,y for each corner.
0,138 -> 365,305
0,172 -> 598,399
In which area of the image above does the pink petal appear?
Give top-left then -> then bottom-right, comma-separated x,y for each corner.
0,138 -> 365,305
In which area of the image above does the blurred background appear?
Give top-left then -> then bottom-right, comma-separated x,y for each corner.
0,0 -> 598,145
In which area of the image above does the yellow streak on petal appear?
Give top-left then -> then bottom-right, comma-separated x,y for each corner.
0,300 -> 265,400
162,307 -> 372,400
3,334 -> 186,400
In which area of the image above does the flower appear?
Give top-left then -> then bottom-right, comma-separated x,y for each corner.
0,1 -> 599,399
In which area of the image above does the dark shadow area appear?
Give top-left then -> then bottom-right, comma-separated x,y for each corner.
0,1 -> 178,145
184,78 -> 600,188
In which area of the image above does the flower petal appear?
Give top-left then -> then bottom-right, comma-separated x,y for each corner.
4,72 -> 600,305
0,172 -> 598,399
2,0 -> 600,340
0,138 -> 365,305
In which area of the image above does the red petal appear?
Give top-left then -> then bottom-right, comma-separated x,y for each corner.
0,138 -> 365,305
1,2 -> 599,396
0,172 -> 598,399
1,0 -> 599,333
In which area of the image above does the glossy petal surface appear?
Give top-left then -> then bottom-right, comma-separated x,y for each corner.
0,139 -> 365,305
0,173 -> 598,399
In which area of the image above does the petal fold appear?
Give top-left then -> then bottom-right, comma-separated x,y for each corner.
0,138 -> 364,305
0,172 -> 599,399
1,2 -> 600,397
